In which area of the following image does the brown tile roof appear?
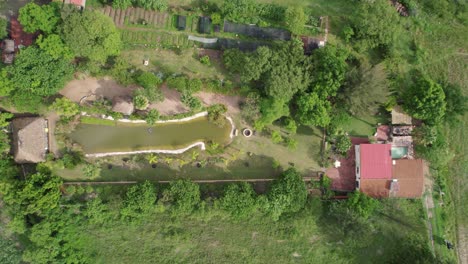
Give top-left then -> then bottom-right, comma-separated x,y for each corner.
12,117 -> 48,163
391,159 -> 424,198
360,179 -> 390,198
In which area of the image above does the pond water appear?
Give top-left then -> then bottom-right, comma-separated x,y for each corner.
70,116 -> 231,154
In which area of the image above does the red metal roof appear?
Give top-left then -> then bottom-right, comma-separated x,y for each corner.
70,0 -> 85,6
360,144 -> 392,180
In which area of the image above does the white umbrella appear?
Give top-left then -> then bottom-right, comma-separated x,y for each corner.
334,160 -> 341,168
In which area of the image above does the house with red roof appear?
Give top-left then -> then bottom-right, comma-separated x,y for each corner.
355,143 -> 424,198
63,0 -> 86,10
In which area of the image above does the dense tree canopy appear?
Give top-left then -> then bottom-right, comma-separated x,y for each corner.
403,74 -> 446,124
221,182 -> 258,219
296,92 -> 331,127
121,181 -> 157,220
163,180 -> 201,214
37,34 -> 74,60
284,6 -> 306,35
0,68 -> 14,96
266,168 -> 307,220
9,47 -> 73,96
18,2 -> 60,34
352,0 -> 401,49
61,11 -> 121,63
0,17 -> 7,39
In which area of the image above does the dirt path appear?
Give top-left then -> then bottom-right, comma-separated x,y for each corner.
46,112 -> 60,156
422,161 -> 436,254
196,91 -> 243,114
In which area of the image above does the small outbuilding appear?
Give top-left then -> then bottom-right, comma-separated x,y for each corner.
12,117 -> 48,164
63,0 -> 86,10
112,96 -> 134,116
199,16 -> 212,34
177,15 -> 186,31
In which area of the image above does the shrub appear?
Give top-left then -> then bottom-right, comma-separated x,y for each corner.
271,130 -> 283,144
285,137 -> 298,150
211,13 -> 222,25
221,183 -> 258,219
199,55 -> 211,65
181,92 -> 202,111
284,118 -> 297,134
145,109 -> 160,125
187,78 -> 203,93
346,191 -> 380,219
137,72 -> 162,89
166,76 -> 187,92
335,135 -> 352,155
133,94 -> 149,110
207,104 -> 227,127
162,179 -> 201,215
65,185 -> 76,195
82,164 -> 101,179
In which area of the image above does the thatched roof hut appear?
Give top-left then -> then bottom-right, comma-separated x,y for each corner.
112,96 -> 134,115
12,117 -> 48,163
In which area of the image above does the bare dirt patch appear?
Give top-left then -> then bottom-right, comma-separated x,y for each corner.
149,85 -> 188,115
195,91 -> 243,115
60,77 -> 137,103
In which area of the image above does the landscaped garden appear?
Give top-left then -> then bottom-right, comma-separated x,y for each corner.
0,0 -> 466,263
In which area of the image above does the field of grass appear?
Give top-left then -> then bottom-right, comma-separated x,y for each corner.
342,112 -> 389,137
121,48 -> 229,80
63,197 -> 428,264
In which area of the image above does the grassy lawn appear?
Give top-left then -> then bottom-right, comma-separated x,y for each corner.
342,111 -> 389,137
64,197 -> 428,264
121,48 -> 230,80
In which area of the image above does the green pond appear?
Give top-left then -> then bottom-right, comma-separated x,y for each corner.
70,116 -> 231,154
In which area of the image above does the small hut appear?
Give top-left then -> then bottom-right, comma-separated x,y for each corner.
12,117 -> 48,164
177,15 -> 186,31
199,16 -> 212,34
63,0 -> 87,10
112,96 -> 134,116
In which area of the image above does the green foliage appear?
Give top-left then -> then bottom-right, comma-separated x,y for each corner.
0,68 -> 14,96
9,46 -> 73,96
133,94 -> 149,110
346,191 -> 379,220
181,92 -> 202,111
134,0 -> 168,11
61,10 -> 121,63
50,97 -> 79,118
256,98 -> 289,130
335,135 -> 352,155
0,131 -> 10,155
283,118 -> 297,134
113,0 -> 133,9
403,74 -> 446,124
0,112 -> 13,128
36,34 -> 74,61
199,55 -> 211,65
121,181 -> 157,220
352,0 -> 401,50
0,17 -> 7,39
187,78 -> 203,93
1,171 -> 62,217
163,180 -> 200,215
413,124 -> 438,147
136,72 -> 162,89
309,45 -> 348,99
386,233 -> 436,263
145,109 -> 160,125
271,130 -> 283,144
166,76 -> 187,92
0,236 -> 22,264
266,168 -> 307,221
82,163 -> 101,179
296,92 -> 331,127
285,137 -> 298,150
221,183 -> 258,219
207,104 -> 227,127
344,62 -> 389,115
241,92 -> 261,123
18,2 -> 60,34
442,82 -> 467,124
284,6 -> 306,35
211,13 -> 222,25
108,57 -> 136,86
85,197 -> 113,225
221,0 -> 284,25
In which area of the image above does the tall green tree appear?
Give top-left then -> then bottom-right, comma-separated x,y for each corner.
163,180 -> 200,215
61,11 -> 121,63
442,82 -> 467,124
50,97 -> 79,118
221,182 -> 258,219
284,6 -> 306,35
296,92 -> 331,127
121,181 -> 157,220
266,168 -> 307,221
353,0 -> 401,49
403,74 -> 446,124
18,2 -> 60,34
9,47 -> 73,96
37,34 -> 74,60
0,68 -> 14,96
